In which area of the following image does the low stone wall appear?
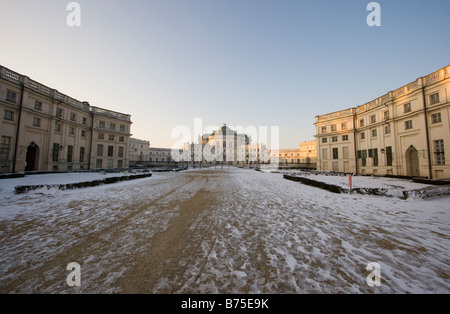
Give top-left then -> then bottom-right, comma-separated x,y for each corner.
283,174 -> 450,199
283,175 -> 344,194
284,175 -> 390,196
403,186 -> 450,199
14,173 -> 153,194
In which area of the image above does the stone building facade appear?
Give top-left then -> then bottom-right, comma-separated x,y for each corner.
315,65 -> 450,179
269,141 -> 317,165
149,147 -> 174,163
129,138 -> 151,163
0,65 -> 132,173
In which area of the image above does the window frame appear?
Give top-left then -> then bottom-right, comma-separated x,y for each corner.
403,103 -> 411,114
34,101 -> 42,111
405,120 -> 413,130
431,112 -> 442,124
434,139 -> 445,165
32,117 -> 41,127
6,90 -> 17,103
430,93 -> 440,105
4,110 -> 14,121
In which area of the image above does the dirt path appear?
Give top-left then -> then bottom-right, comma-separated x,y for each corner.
117,173 -> 220,293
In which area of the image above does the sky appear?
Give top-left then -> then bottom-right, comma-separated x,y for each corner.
0,0 -> 449,149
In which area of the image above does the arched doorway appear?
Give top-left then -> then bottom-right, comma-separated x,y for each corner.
25,142 -> 39,172
406,145 -> 419,177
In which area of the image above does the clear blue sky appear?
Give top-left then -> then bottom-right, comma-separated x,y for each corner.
1,0 -> 449,148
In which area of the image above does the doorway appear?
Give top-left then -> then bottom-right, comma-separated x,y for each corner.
25,142 -> 39,172
406,145 -> 420,177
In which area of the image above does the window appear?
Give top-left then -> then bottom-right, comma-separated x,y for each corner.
331,125 -> 337,132
383,110 -> 390,120
69,127 -> 75,135
110,123 -> 116,130
81,130 -> 86,137
82,117 -> 87,125
6,90 -> 17,102
107,159 -> 113,168
431,113 -> 442,124
99,121 -> 105,129
332,148 -> 339,160
55,123 -> 62,132
33,117 -> 41,127
118,146 -> 124,158
97,144 -> 104,157
405,120 -> 413,130
322,138 -> 328,143
370,115 -> 376,124
80,147 -> 85,163
98,133 -> 105,140
342,135 -> 349,141
361,132 -> 366,140
120,125 -> 125,132
357,150 -> 362,159
362,150 -> 367,167
119,136 -> 125,142
0,136 -> 12,161
56,108 -> 63,118
321,127 -> 327,133
34,101 -> 42,111
341,122 -> 348,130
52,143 -> 60,162
430,93 -> 440,105
373,149 -> 378,166
434,140 -> 445,165
109,135 -> 115,141
385,124 -> 391,135
4,110 -> 14,121
404,103 -> 411,113
96,159 -> 103,168
108,146 -> 114,157
67,145 -> 73,163
371,129 -> 377,137
70,113 -> 76,121
332,136 -> 338,143
386,146 -> 393,166
359,119 -> 365,127
117,160 -> 123,168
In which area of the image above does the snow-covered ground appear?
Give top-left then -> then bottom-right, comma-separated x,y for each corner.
0,168 -> 449,294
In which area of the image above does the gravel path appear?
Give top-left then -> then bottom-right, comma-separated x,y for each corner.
0,168 -> 449,293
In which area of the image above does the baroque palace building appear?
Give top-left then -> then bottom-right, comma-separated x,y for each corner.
315,65 -> 450,179
0,65 -> 132,173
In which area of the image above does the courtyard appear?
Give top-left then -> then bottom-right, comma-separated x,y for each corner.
0,168 -> 449,293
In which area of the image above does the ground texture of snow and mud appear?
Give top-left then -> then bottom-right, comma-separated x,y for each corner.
0,168 -> 449,293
